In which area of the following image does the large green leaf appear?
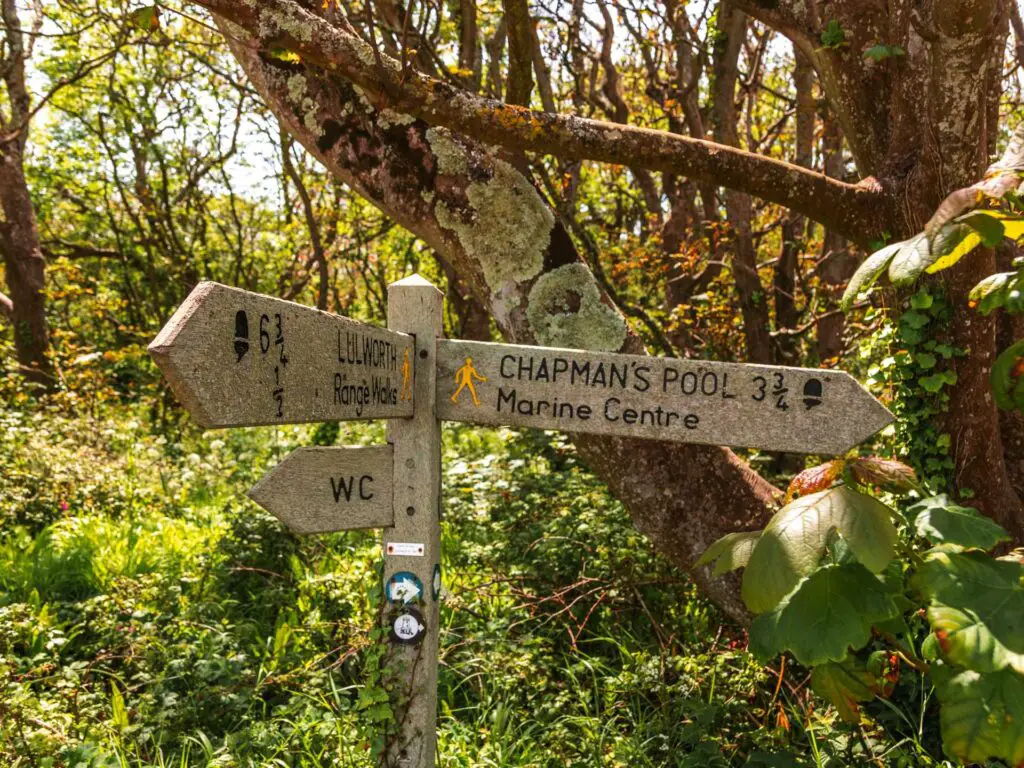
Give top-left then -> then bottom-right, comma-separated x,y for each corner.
749,564 -> 900,665
960,211 -> 1006,246
887,234 -> 933,286
925,605 -> 1024,674
915,550 -> 1024,673
811,660 -> 876,722
923,224 -> 982,275
909,495 -> 1010,550
696,531 -> 761,577
742,486 -> 898,614
970,271 -> 1015,315
934,668 -> 1024,766
841,240 -> 906,312
992,339 -> 1024,411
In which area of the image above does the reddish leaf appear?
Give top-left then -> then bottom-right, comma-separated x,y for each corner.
785,460 -> 843,503
848,457 -> 918,493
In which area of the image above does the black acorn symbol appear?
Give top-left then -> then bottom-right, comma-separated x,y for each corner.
234,310 -> 250,362
803,378 -> 823,410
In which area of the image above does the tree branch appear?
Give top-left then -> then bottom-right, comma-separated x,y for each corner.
502,0 -> 533,106
192,0 -> 889,243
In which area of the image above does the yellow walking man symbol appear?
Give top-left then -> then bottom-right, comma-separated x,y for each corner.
399,348 -> 413,402
452,357 -> 487,406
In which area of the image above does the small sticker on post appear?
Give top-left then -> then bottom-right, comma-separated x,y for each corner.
391,608 -> 426,645
386,541 -> 425,557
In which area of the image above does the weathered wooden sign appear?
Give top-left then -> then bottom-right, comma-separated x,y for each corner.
436,339 -> 893,455
152,275 -> 895,768
248,446 -> 394,534
148,281 -> 414,428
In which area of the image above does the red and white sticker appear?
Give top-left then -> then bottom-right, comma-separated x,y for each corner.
386,541 -> 425,557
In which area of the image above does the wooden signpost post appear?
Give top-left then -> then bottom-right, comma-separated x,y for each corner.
150,275 -> 894,768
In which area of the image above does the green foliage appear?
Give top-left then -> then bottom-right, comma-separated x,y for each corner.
739,486 -> 897,614
934,668 -> 1024,766
695,531 -> 760,577
843,210 -> 1024,311
863,44 -> 905,62
864,290 -> 960,489
810,661 -> 876,723
909,495 -> 1011,550
749,564 -> 900,666
991,339 -> 1024,411
916,550 -> 1024,674
819,20 -> 847,50
701,471 -> 1024,767
4,406 -> 812,766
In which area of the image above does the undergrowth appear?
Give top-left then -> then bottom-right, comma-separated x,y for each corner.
0,400 -> 942,767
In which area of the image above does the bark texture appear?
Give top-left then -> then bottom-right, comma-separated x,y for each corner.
0,0 -> 52,386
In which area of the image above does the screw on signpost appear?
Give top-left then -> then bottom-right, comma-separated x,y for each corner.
382,275 -> 443,768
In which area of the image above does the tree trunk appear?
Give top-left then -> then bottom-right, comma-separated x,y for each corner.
773,47 -> 814,365
816,112 -> 855,362
0,0 -> 52,387
0,146 -> 50,385
712,5 -> 773,364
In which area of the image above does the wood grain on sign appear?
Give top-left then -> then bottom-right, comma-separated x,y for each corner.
436,340 -> 894,455
149,282 -> 415,427
248,446 -> 394,534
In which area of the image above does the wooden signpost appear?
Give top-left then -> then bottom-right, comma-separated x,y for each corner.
437,340 -> 892,455
150,275 -> 894,768
248,446 -> 395,534
149,281 -> 414,428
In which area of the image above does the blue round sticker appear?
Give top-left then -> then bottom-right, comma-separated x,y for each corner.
385,571 -> 423,605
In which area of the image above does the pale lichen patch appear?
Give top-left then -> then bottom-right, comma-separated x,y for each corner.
284,73 -> 323,138
425,127 -> 469,175
426,128 -> 552,293
379,109 -> 417,130
526,263 -> 627,351
260,8 -> 314,42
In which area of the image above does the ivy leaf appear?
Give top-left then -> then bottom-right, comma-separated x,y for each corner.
847,457 -> 918,493
918,370 -> 956,393
750,564 -> 900,665
841,240 -> 907,311
696,531 -> 761,576
915,550 -> 1024,674
909,495 -> 1010,550
784,460 -> 843,503
742,487 -> 898,614
991,339 -> 1024,411
934,668 -> 1024,766
811,660 -> 877,722
819,20 -> 847,49
863,44 -> 905,62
